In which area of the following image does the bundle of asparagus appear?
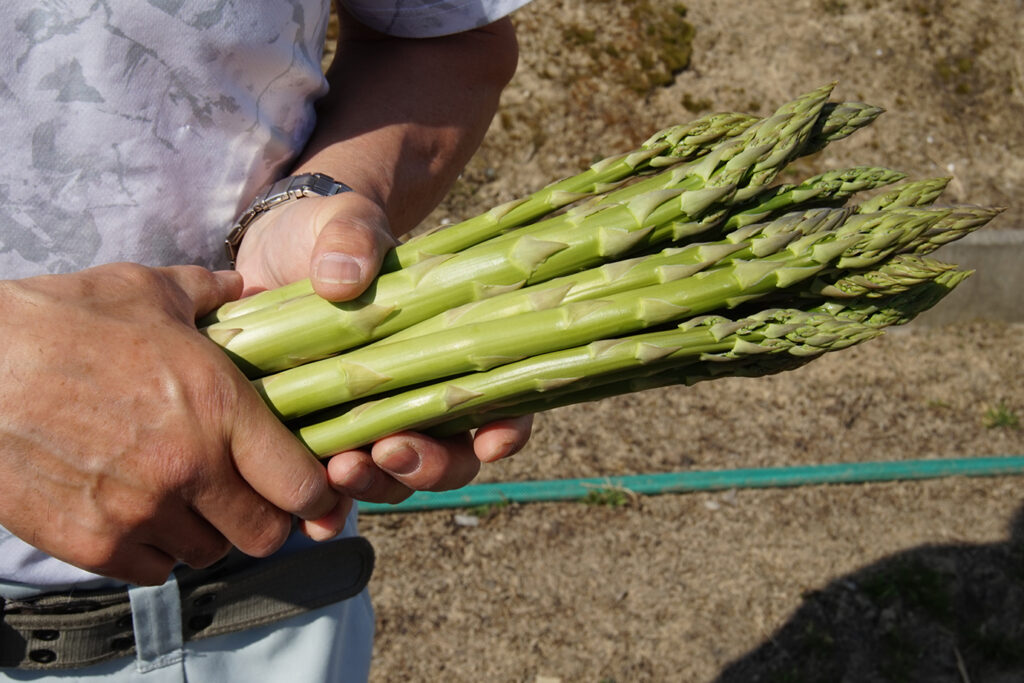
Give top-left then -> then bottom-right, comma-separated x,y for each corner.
201,84 -> 1002,458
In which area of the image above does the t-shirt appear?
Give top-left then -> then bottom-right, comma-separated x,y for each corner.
0,0 -> 530,589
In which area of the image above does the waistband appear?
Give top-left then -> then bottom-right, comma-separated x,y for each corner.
0,535 -> 374,671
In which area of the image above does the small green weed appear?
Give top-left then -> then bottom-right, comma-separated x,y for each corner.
983,401 -> 1020,430
467,499 -> 510,518
581,486 -> 633,507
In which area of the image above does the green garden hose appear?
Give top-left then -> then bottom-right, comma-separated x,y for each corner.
358,455 -> 1024,514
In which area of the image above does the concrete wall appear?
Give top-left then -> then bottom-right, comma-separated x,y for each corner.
914,229 -> 1024,326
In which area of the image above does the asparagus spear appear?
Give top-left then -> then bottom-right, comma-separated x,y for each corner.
910,206 -> 1005,254
293,309 -> 881,456
390,112 -> 759,268
366,196 -> 975,349
427,354 -> 807,438
803,254 -> 961,298
720,167 -> 906,231
255,206 -> 942,420
856,177 -> 950,213
812,268 -> 973,327
207,86 -> 837,375
800,101 -> 885,155
781,202 -> 1000,301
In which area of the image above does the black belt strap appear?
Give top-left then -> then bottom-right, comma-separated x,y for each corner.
0,535 -> 374,671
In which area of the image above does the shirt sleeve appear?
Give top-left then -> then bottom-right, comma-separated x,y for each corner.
339,0 -> 533,38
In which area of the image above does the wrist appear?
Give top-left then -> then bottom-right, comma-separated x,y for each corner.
289,157 -> 393,226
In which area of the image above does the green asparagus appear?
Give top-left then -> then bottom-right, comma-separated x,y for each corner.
189,85 -> 1002,460
256,206 -> 942,420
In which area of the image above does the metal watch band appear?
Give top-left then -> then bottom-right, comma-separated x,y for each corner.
224,172 -> 353,266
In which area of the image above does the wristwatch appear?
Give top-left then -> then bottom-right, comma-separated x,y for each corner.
224,172 -> 353,266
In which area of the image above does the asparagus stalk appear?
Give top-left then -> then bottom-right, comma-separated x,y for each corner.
207,86 -> 837,375
395,101 -> 881,265
387,83 -> 837,275
427,355 -> 807,437
365,200 -> 969,349
800,101 -> 885,155
293,309 -> 881,456
720,167 -> 906,231
377,178 -> 960,348
910,206 -> 1005,254
812,268 -> 973,327
389,112 -> 759,268
781,202 -> 1000,302
255,206 -> 942,420
803,254 -> 961,298
856,177 -> 950,213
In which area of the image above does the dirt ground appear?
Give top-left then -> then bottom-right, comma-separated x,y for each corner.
356,1 -> 1024,681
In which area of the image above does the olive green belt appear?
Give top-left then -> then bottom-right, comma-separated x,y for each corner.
0,536 -> 374,671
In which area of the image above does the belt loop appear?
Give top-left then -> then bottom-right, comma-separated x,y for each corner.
127,575 -> 184,674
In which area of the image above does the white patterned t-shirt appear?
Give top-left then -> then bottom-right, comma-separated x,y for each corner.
0,0 -> 530,589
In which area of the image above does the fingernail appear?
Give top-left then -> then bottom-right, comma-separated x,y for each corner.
478,440 -> 515,464
379,445 -> 420,476
315,253 -> 362,284
345,463 -> 376,494
303,518 -> 339,542
490,440 -> 519,462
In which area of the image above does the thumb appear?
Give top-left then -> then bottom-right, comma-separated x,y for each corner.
155,265 -> 243,320
309,192 -> 396,302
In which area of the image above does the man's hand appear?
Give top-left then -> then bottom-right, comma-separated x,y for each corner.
0,264 -> 343,585
234,193 -> 532,520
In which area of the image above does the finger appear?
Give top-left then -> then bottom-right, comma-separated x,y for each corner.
229,388 -> 340,524
325,450 -> 414,504
189,463 -> 295,559
156,265 -> 243,320
471,415 -> 534,463
298,496 -> 355,542
309,192 -> 396,302
371,431 -> 481,492
142,508 -> 233,570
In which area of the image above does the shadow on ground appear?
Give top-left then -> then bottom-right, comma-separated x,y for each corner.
715,505 -> 1024,683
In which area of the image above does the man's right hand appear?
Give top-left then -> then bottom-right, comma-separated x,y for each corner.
0,263 -> 343,586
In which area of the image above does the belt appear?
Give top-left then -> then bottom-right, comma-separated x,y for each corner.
0,535 -> 374,671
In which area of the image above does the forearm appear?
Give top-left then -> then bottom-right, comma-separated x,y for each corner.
291,10 -> 519,237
